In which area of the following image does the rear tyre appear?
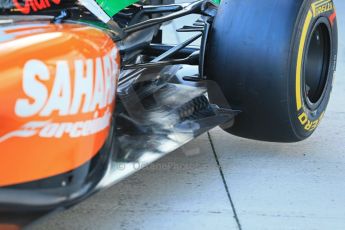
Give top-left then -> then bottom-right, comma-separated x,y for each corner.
205,0 -> 338,142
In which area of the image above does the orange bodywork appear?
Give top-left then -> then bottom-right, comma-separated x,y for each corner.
0,23 -> 120,186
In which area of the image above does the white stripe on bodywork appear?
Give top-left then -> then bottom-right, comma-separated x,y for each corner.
79,0 -> 111,23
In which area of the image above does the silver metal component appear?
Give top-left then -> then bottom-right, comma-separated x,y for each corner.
124,0 -> 204,33
119,33 -> 202,87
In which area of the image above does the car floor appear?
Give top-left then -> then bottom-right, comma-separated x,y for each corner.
30,0 -> 345,229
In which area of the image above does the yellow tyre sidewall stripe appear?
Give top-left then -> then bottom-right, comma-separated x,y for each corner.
295,10 -> 313,111
295,0 -> 335,131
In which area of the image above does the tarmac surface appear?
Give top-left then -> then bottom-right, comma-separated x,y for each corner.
31,1 -> 345,229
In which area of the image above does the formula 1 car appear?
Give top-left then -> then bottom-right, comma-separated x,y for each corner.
0,0 -> 338,226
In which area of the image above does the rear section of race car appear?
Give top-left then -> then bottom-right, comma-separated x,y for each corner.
0,0 -> 338,225
0,0 -> 233,216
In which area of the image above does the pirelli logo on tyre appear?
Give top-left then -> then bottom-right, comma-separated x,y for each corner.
311,0 -> 334,17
